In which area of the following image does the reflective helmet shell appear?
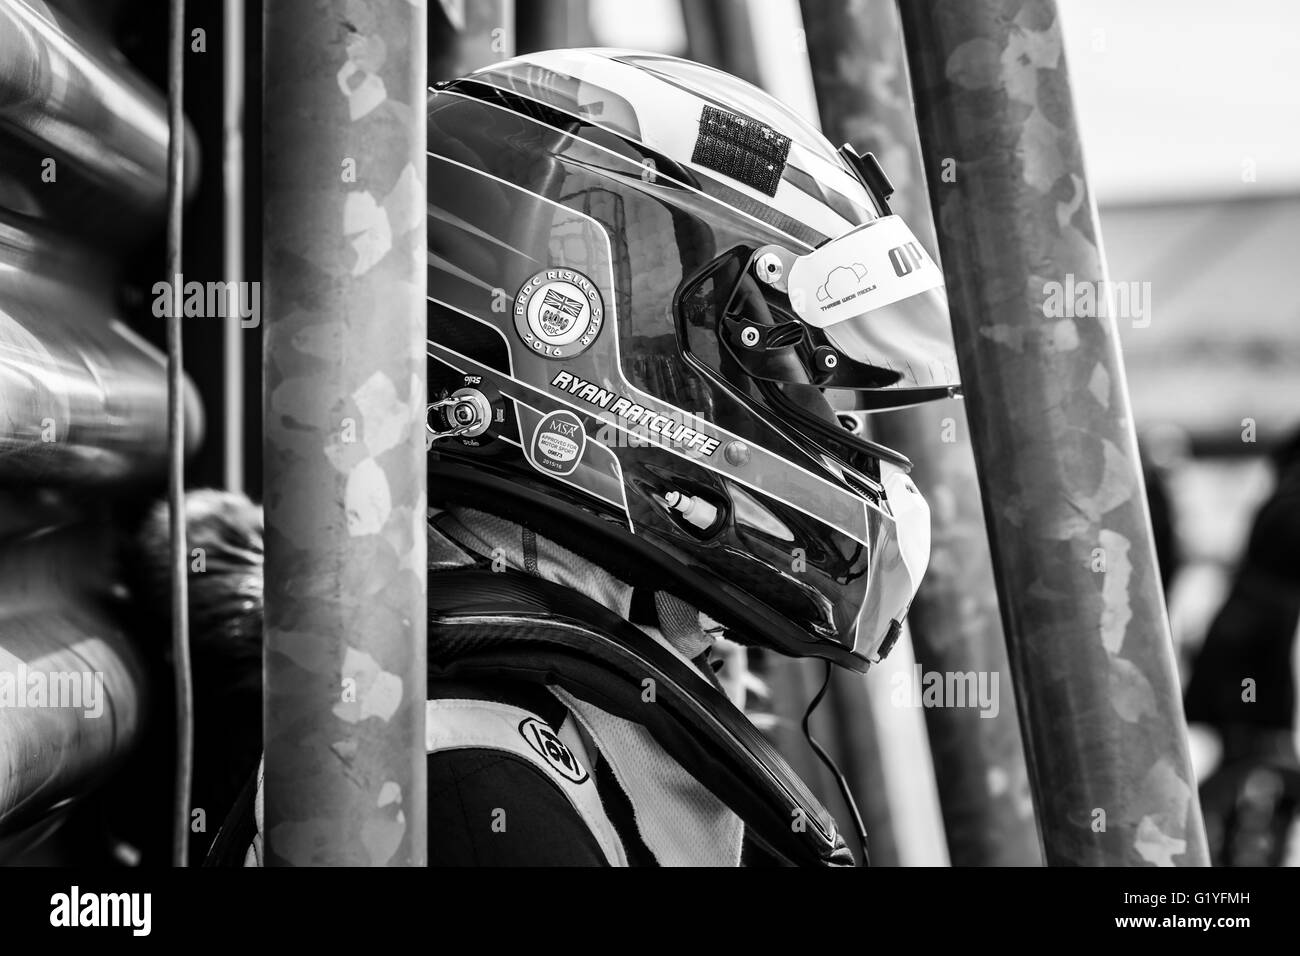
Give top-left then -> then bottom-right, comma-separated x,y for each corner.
427,49 -> 932,671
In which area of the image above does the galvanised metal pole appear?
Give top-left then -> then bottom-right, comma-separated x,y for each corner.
801,0 -> 1040,866
263,0 -> 428,866
896,0 -> 1209,865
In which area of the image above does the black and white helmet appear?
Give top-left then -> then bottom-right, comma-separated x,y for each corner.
426,49 -> 959,670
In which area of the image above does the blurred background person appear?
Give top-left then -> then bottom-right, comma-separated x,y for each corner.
1184,427 -> 1300,865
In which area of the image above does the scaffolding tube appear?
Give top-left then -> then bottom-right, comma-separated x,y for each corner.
896,0 -> 1209,866
262,0 -> 428,866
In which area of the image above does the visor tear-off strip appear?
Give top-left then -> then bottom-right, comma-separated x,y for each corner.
692,105 -> 791,198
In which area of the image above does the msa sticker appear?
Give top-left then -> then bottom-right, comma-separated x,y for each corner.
513,268 -> 605,359
530,410 -> 586,476
519,717 -> 589,784
787,215 -> 944,329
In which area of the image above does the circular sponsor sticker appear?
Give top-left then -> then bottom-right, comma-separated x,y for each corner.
513,268 -> 605,359
530,410 -> 585,477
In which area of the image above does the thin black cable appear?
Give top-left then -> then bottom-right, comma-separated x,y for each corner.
166,0 -> 193,868
802,661 -> 871,866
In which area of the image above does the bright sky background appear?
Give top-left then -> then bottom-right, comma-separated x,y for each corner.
1059,0 -> 1299,203
589,0 -> 1300,205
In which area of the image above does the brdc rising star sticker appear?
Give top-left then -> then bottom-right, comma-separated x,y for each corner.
514,268 -> 605,359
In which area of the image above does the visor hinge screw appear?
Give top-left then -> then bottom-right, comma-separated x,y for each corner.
754,252 -> 783,285
813,346 -> 839,370
740,326 -> 761,348
724,440 -> 751,466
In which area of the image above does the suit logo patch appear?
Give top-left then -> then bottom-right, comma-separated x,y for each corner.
514,268 -> 604,359
519,717 -> 589,784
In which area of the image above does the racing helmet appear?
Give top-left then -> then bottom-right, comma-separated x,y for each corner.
426,49 -> 959,672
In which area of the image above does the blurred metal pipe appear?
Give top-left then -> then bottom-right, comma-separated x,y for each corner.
164,0 -> 192,870
0,620 -> 144,832
897,0 -> 1209,865
862,632 -> 951,865
46,0 -> 126,32
0,0 -> 191,240
515,0 -> 592,52
680,0 -> 760,88
0,526 -> 145,835
821,667 -> 899,864
432,0 -> 514,80
741,0 -> 820,123
763,656 -> 897,865
263,0 -> 428,866
801,0 -> 1040,866
0,218 -> 201,483
223,0 -> 246,493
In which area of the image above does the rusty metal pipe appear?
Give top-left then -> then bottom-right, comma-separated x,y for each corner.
896,0 -> 1209,865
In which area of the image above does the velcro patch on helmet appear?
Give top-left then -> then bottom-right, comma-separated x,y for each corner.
692,105 -> 791,197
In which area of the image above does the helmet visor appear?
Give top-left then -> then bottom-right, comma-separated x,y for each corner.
786,215 -> 960,392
